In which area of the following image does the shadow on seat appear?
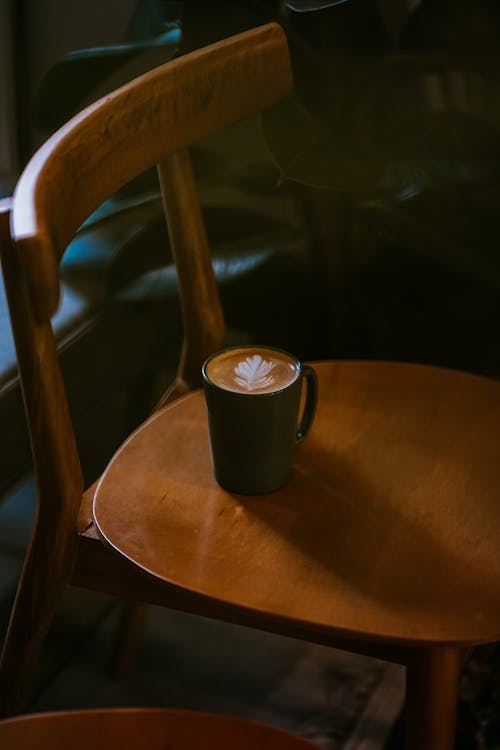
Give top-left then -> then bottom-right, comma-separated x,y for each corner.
0,707 -> 317,750
2,22 -> 500,750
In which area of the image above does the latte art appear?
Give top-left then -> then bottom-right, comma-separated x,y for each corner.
205,347 -> 299,394
234,355 -> 274,391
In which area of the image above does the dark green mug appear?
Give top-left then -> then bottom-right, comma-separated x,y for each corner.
202,345 -> 318,494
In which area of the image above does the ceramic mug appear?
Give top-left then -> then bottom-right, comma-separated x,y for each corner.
202,345 -> 318,494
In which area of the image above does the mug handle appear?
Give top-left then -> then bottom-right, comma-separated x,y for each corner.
296,365 -> 318,443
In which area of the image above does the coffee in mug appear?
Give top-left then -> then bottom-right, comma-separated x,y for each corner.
204,346 -> 299,394
202,345 -> 318,494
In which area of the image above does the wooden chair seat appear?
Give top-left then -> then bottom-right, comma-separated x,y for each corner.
0,708 -> 316,750
93,360 -> 500,647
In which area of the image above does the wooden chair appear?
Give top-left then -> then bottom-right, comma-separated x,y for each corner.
0,23 -> 290,713
2,23 -> 500,750
0,707 -> 317,749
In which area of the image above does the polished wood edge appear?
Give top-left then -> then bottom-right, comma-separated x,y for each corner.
77,482 -> 99,534
75,531 -> 406,662
154,376 -> 192,412
79,532 -> 479,661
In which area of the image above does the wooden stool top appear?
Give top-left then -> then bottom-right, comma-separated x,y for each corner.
93,361 -> 500,647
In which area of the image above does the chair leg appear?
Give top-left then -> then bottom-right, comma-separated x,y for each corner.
0,570 -> 61,716
110,600 -> 148,678
0,512 -> 79,718
404,645 -> 462,750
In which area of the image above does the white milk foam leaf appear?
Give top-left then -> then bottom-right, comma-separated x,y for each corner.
234,355 -> 275,391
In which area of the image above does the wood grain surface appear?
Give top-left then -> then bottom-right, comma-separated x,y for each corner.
93,360 -> 500,647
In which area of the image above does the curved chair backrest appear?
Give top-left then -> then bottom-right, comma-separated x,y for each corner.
0,708 -> 316,749
2,24 -> 293,553
12,23 -> 292,322
0,33 -> 294,705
